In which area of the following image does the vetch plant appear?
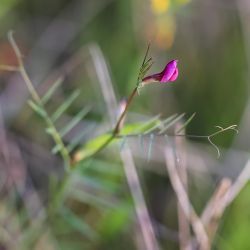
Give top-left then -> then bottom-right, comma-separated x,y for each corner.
0,35 -> 237,162
73,45 -> 180,162
0,34 -> 240,250
113,47 -> 178,135
73,45 -> 237,163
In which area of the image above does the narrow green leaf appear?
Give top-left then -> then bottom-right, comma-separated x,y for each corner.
52,106 -> 90,157
51,89 -> 80,122
144,113 -> 178,134
73,133 -> 113,161
159,113 -> 185,134
41,77 -> 63,104
59,106 -> 90,137
60,207 -> 97,240
159,113 -> 179,130
141,44 -> 151,66
120,114 -> 161,135
176,112 -> 196,134
74,116 -> 160,162
27,100 -> 46,117
141,60 -> 153,76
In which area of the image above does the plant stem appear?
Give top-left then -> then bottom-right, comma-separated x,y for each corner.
49,172 -> 71,213
71,86 -> 139,164
84,86 -> 138,160
113,86 -> 138,135
8,31 -> 71,170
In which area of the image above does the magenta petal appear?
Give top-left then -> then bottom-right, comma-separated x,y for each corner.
160,60 -> 178,83
142,59 -> 178,84
169,68 -> 178,82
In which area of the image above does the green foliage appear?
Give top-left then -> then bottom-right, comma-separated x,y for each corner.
0,1 -> 248,249
98,203 -> 132,238
51,89 -> 81,122
216,184 -> 250,250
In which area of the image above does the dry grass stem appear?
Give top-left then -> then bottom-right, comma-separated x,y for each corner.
164,146 -> 209,250
90,44 -> 159,250
175,124 -> 191,250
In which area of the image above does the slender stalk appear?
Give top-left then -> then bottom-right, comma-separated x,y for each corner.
165,146 -> 209,250
8,31 -> 71,170
72,45 -> 151,162
49,172 -> 71,213
174,124 -> 191,250
113,87 -> 138,135
84,86 -> 137,159
72,86 -> 139,163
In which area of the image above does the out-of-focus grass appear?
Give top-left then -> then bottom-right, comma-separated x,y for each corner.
1,0 -> 250,249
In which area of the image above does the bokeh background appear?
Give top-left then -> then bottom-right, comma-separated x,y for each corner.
1,0 -> 250,249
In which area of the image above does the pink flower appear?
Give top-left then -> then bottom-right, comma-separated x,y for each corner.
142,59 -> 178,84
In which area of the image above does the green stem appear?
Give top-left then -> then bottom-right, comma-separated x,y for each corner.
71,87 -> 138,164
49,172 -> 71,214
113,87 -> 138,135
8,31 -> 70,171
85,86 -> 138,159
20,66 -> 71,170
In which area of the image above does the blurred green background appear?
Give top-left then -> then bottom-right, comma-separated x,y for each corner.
1,0 -> 250,249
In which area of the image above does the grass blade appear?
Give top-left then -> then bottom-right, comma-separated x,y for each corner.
51,89 -> 80,122
159,113 -> 185,134
120,114 -> 161,135
59,106 -> 90,137
176,112 -> 196,134
144,113 -> 178,134
41,77 -> 63,104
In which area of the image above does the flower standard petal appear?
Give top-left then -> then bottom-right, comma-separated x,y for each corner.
160,60 -> 178,82
169,67 -> 178,82
142,59 -> 178,84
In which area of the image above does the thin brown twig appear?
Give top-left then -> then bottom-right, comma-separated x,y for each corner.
113,87 -> 138,135
198,159 -> 250,246
113,44 -> 152,135
164,146 -> 209,250
223,159 -> 250,205
174,124 -> 191,250
201,178 -> 232,244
